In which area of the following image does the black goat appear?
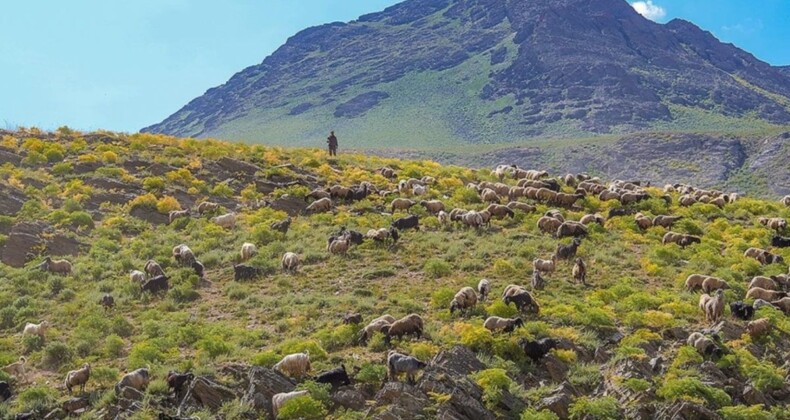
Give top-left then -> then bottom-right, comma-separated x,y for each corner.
233,264 -> 262,281
729,302 -> 755,321
772,236 -> 790,248
315,365 -> 351,389
518,337 -> 560,363
0,381 -> 11,402
608,208 -> 637,219
166,371 -> 194,398
392,215 -> 419,231
141,275 -> 169,294
555,238 -> 581,260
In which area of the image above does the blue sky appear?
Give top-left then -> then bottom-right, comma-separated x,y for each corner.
1,0 -> 788,133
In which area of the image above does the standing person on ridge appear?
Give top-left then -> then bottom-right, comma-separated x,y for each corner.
327,131 -> 338,157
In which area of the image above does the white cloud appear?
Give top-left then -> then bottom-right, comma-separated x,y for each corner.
631,1 -> 667,22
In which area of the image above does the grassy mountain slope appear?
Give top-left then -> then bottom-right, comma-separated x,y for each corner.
1,129 -> 790,418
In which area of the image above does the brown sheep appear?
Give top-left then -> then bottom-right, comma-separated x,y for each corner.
552,193 -> 582,207
746,287 -> 787,302
386,314 -> 424,342
653,215 -> 683,229
685,274 -> 711,291
306,197 -> 332,213
701,277 -> 729,293
759,217 -> 788,231
480,188 -> 501,203
704,289 -> 725,324
746,318 -> 771,339
564,174 -> 577,187
679,195 -> 697,206
450,287 -> 478,314
620,192 -> 648,205
771,298 -> 790,314
545,210 -> 565,222
579,213 -> 604,226
307,188 -> 331,201
556,222 -> 588,238
537,216 -> 563,235
748,276 -> 778,291
508,186 -> 527,200
502,286 -> 540,314
360,315 -> 396,344
598,190 -> 621,202
38,257 -> 73,275
536,188 -> 557,202
572,257 -> 587,285
492,183 -> 511,197
196,201 -> 220,214
485,204 -> 515,219
507,202 -> 536,213
419,200 -> 444,214
391,198 -> 416,213
634,213 -> 653,230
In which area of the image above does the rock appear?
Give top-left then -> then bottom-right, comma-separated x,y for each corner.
94,405 -> 120,420
374,382 -> 430,417
419,368 -> 498,420
656,401 -> 722,420
47,234 -> 85,257
146,162 -> 178,176
537,382 -> 579,419
84,177 -> 141,192
269,195 -> 307,217
179,376 -> 237,412
594,346 -> 612,363
332,385 -> 366,410
742,384 -> 770,406
119,386 -> 145,401
431,345 -> 486,376
0,149 -> 22,166
698,361 -> 728,387
242,367 -> 295,414
72,160 -> 103,174
542,354 -> 569,382
0,221 -> 48,267
664,327 -> 690,341
702,321 -> 744,341
43,408 -> 66,419
0,185 -> 26,216
130,205 -> 170,225
217,157 -> 262,176
61,397 -> 90,414
85,192 -> 136,210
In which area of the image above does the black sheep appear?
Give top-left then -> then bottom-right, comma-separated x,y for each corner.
543,179 -> 561,192
314,364 -> 351,389
348,184 -> 370,201
392,215 -> 419,231
100,294 -> 115,311
608,208 -> 637,219
772,236 -> 790,248
141,275 -> 169,294
555,238 -> 581,260
503,318 -> 525,333
504,291 -> 540,314
271,217 -> 291,235
339,227 -> 365,245
191,260 -> 205,279
234,264 -> 262,281
343,313 -> 363,324
166,371 -> 194,397
729,302 -> 755,321
0,381 -> 11,402
519,337 -> 560,362
678,235 -> 701,248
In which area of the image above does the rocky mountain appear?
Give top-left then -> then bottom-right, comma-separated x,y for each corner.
143,0 -> 790,148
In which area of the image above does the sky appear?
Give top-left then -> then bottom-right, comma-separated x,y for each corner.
1,0 -> 788,133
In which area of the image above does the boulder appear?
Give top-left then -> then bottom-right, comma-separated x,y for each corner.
656,401 -> 722,420
0,185 -> 26,216
537,382 -> 579,419
374,382 -> 430,418
542,354 -> 569,382
0,221 -> 48,267
269,195 -> 307,217
431,345 -> 486,376
742,384 -> 770,406
61,396 -> 90,414
217,157 -> 262,176
119,386 -> 145,401
179,376 -> 237,412
0,149 -> 22,166
130,205 -> 170,225
43,408 -> 66,419
84,177 -> 141,192
332,385 -> 367,410
242,367 -> 296,414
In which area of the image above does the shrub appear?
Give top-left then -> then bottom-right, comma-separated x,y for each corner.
102,151 -> 119,163
521,408 -> 560,420
170,284 -> 200,303
718,405 -> 771,420
129,341 -> 165,367
69,211 -> 95,229
252,350 -> 281,368
314,324 -> 357,352
657,377 -> 731,407
277,395 -> 327,419
211,183 -> 235,197
355,363 -> 386,385
424,258 -> 451,278
430,287 -> 456,310
143,176 -> 165,191
569,363 -> 602,389
297,381 -> 332,406
156,196 -> 182,213
43,342 -> 73,369
470,368 -> 514,409
52,162 -> 73,175
105,334 -> 125,358
17,385 -> 59,413
129,193 -> 157,211
485,300 -> 518,318
0,307 -> 16,329
569,396 -> 621,419
278,339 -> 327,361
197,335 -> 233,359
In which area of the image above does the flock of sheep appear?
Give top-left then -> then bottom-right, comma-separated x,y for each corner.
3,161 -> 790,418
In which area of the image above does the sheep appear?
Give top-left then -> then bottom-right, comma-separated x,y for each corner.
270,217 -> 292,235
518,338 -> 560,363
115,368 -> 150,394
391,198 -> 416,213
329,185 -> 351,200
598,190 -> 621,202
272,390 -> 310,419
172,244 -> 196,266
38,256 -> 72,275
412,185 -> 427,196
359,315 -> 396,344
100,294 -> 115,311
782,195 -> 790,207
327,236 -> 350,255
729,301 -> 754,320
635,213 -> 653,230
378,167 -> 396,178
343,313 -> 363,325
530,270 -> 545,290
234,264 -> 262,281
478,210 -> 492,227
485,204 -> 515,219
679,195 -> 697,206
687,333 -> 722,357
23,321 -> 50,339
772,236 -> 790,248
564,174 -> 577,187
748,276 -> 778,291
710,196 -> 727,208
386,314 -> 424,342
753,299 -> 777,310
480,188 -> 501,203
747,318 -> 771,339
746,287 -> 788,302
770,297 -> 790,314
701,277 -> 730,293
449,208 -> 468,222
240,242 -> 257,261
533,255 -> 557,275
579,213 -> 605,226
211,212 -> 237,229
192,260 -> 205,279
392,215 -> 419,231
478,279 -> 491,302
507,201 -> 536,213
0,381 -> 10,402
2,357 -> 27,384
704,289 -> 725,324
166,371 -> 194,398
130,270 -> 146,284
758,252 -> 785,265
491,182 -> 512,196
141,275 -> 169,294
536,188 -> 557,202
168,209 -> 190,224
437,210 -> 449,225
555,238 -> 581,260
450,287 -> 478,315
387,351 -> 427,384
366,227 -> 400,245
419,200 -> 444,214
196,201 -> 220,214
608,207 -> 637,219
462,211 -> 485,229
64,363 -> 91,394
281,252 -> 300,273
315,365 -> 351,389
502,286 -> 540,314
509,186 -> 527,200
759,217 -> 788,231
144,260 -> 165,277
572,257 -> 587,285
685,274 -> 711,291
484,317 -> 524,333
556,222 -> 588,238
537,216 -> 563,235
306,197 -> 332,213
273,352 -> 311,378
621,192 -> 649,205
663,232 -> 701,247
306,188 -> 331,201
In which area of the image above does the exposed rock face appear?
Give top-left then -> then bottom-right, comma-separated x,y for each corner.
242,367 -> 296,415
0,185 -> 26,217
0,222 -> 48,267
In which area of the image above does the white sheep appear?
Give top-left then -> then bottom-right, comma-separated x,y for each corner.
306,197 -> 332,213
478,279 -> 491,302
273,352 -> 311,378
437,210 -> 449,225
450,287 -> 478,314
129,270 -> 146,284
115,368 -> 150,394
272,390 -> 309,418
39,256 -> 72,275
240,242 -> 257,261
65,363 -> 91,394
281,252 -> 300,273
23,320 -> 50,339
533,256 -> 557,275
412,185 -> 427,196
211,212 -> 237,229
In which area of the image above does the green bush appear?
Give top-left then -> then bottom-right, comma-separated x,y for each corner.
143,176 -> 166,191
430,287 -> 456,310
470,368 -> 514,409
719,404 -> 772,420
569,396 -> 621,419
129,341 -> 165,367
69,211 -> 95,229
657,377 -> 731,408
278,339 -> 327,361
17,385 -> 59,413
105,334 -> 125,358
297,381 -> 332,406
424,258 -> 452,278
521,408 -> 560,420
43,342 -> 74,368
252,350 -> 281,367
197,335 -> 233,359
356,363 -> 386,385
170,284 -> 200,303
277,395 -> 327,419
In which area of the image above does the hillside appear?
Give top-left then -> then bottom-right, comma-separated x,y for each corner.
1,128 -> 790,419
143,0 -> 790,148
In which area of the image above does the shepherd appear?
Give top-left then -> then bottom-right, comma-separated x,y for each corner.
327,131 -> 338,156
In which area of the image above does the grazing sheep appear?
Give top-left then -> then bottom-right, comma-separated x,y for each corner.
533,256 -> 557,275
272,390 -> 309,419
759,217 -> 788,231
281,252 -> 300,273
485,204 -> 515,219
556,222 -> 588,238
141,275 -> 169,294
572,257 -> 587,285
343,313 -> 363,325
412,185 -> 427,196
337,227 -> 364,245
782,195 -> 790,207
579,213 -> 605,226
115,368 -> 150,394
144,260 -> 165,277
484,317 -> 524,333
747,318 -> 771,339
273,352 -> 311,378
701,277 -> 729,293
329,185 -> 351,200
315,365 -> 351,389
729,301 -> 754,320
0,381 -> 10,402
130,270 -> 146,284
391,198 -> 416,213
598,190 -> 621,202
770,297 -> 790,314
679,195 -> 697,206
552,192 -> 583,208
166,371 -> 194,397
685,274 -> 711,291
2,357 -> 27,384
704,289 -> 725,324
753,299 -> 777,310
234,264 -> 262,281
392,215 -> 419,231
327,236 -> 350,255
307,188 -> 331,201
758,252 -> 785,265
196,201 -> 220,215
192,260 -> 205,279
450,287 -> 478,314
608,207 -> 637,219
378,167 -> 396,178
240,242 -> 257,261
518,338 -> 560,363
687,333 -> 722,357
507,202 -> 536,213
437,210 -> 449,225
502,286 -> 540,314
536,188 -> 557,202
366,227 -> 400,245
38,257 -> 72,275
100,294 -> 115,311
64,363 -> 91,394
172,244 -> 196,266
544,209 -> 564,221
386,314 -> 424,342
531,270 -> 545,290
652,215 -> 682,229
478,279 -> 491,302
23,321 -> 49,339
621,192 -> 649,205
478,210 -> 492,227
663,232 -> 701,247
387,351 -> 427,383
748,276 -> 778,291
746,287 -> 788,302
271,217 -> 292,235
211,212 -> 237,229
359,315 -> 396,344
168,209 -> 190,224
555,238 -> 581,260
461,211 -> 485,229
772,236 -> 790,248
449,208 -> 469,222
480,188 -> 501,203
419,200 -> 445,214
564,174 -> 577,187
537,216 -> 563,235
635,213 -> 653,230
306,197 -> 333,213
